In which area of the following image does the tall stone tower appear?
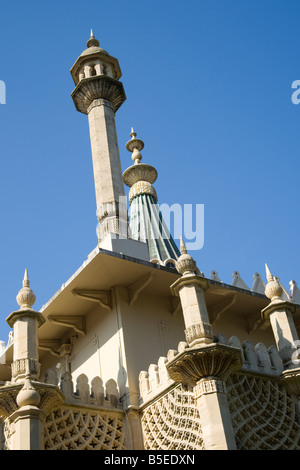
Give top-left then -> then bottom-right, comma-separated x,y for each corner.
70,31 -> 127,242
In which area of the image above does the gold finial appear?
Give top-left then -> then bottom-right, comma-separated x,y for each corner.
16,269 -> 36,310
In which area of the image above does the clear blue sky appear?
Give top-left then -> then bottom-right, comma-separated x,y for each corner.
0,0 -> 299,341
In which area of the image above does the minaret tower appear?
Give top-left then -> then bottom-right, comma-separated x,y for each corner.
71,30 -> 127,242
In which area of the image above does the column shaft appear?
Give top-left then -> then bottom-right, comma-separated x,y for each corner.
194,378 -> 237,450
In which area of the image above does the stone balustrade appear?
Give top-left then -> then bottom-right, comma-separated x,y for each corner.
43,369 -> 120,409
139,335 -> 284,404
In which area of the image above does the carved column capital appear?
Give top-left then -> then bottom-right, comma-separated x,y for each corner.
280,368 -> 300,397
184,322 -> 214,346
71,75 -> 126,114
166,342 -> 243,385
194,378 -> 227,399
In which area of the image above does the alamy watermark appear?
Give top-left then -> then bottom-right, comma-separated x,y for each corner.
0,80 -> 6,104
96,196 -> 204,251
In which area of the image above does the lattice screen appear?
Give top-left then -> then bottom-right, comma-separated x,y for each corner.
44,406 -> 126,450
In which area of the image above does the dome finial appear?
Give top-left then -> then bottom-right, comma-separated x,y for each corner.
180,236 -> 187,255
86,29 -> 100,48
16,269 -> 36,310
264,263 -> 283,301
126,128 -> 144,164
175,237 -> 197,276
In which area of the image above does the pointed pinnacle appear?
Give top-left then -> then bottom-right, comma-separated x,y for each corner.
180,236 -> 187,255
23,268 -> 30,287
265,263 -> 273,283
86,29 -> 99,48
130,127 -> 137,138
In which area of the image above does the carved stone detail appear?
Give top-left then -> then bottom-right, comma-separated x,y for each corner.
194,378 -> 227,398
141,383 -> 204,450
166,343 -> 243,384
280,368 -> 300,397
11,358 -> 40,381
44,407 -> 125,450
227,372 -> 300,450
71,76 -> 126,114
184,322 -> 214,345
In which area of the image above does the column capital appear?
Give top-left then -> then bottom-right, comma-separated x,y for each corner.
170,273 -> 210,296
6,308 -> 45,329
262,298 -> 297,321
280,367 -> 300,397
71,75 -> 126,114
166,342 -> 243,385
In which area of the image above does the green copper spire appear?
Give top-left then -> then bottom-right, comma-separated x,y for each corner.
123,129 -> 180,264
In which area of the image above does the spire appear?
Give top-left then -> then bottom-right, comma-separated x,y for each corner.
86,29 -> 100,48
175,237 -> 197,276
180,236 -> 187,255
16,269 -> 36,310
264,264 -> 283,301
123,129 -> 180,263
126,127 -> 144,164
265,263 -> 273,283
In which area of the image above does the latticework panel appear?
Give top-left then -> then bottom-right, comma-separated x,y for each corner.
44,406 -> 126,450
227,373 -> 300,450
141,383 -> 203,450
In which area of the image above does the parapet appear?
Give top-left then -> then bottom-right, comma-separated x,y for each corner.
44,369 -> 120,409
139,335 -> 283,405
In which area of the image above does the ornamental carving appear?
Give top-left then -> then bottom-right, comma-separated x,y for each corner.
166,343 -> 243,384
129,181 -> 158,204
141,383 -> 204,450
280,367 -> 300,397
44,407 -> 126,450
71,75 -> 126,114
11,358 -> 40,381
194,378 -> 227,398
184,322 -> 214,345
227,373 -> 300,450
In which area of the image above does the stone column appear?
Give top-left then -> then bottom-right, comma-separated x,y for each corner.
170,238 -> 213,346
262,265 -> 299,368
87,98 -> 126,241
262,265 -> 300,409
168,241 -> 242,450
5,269 -> 45,450
71,33 -> 127,243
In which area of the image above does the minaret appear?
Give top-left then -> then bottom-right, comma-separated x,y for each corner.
71,31 -> 127,242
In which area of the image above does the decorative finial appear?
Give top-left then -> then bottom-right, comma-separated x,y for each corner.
175,237 -> 197,276
126,128 -> 144,164
265,263 -> 273,283
264,263 -> 283,301
130,127 -> 137,139
16,269 -> 36,310
86,29 -> 100,48
180,236 -> 187,255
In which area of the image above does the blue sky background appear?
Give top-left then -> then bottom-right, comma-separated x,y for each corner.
0,0 -> 299,341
